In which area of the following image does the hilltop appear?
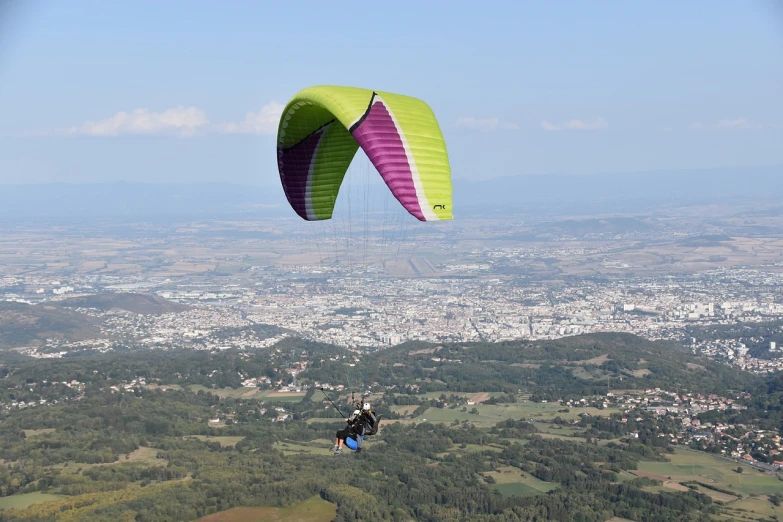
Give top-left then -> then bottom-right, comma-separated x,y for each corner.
0,293 -> 189,350
0,302 -> 101,349
58,293 -> 190,315
304,333 -> 757,397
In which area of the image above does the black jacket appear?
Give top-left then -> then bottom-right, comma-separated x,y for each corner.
359,411 -> 378,436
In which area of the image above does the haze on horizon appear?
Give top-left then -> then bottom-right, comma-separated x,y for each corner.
0,0 -> 782,188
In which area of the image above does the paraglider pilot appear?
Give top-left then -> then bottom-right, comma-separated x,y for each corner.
332,403 -> 377,455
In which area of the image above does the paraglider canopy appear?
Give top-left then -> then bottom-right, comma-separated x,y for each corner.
276,86 -> 453,222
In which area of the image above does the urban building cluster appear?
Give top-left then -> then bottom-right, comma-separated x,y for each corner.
2,253 -> 783,374
594,388 -> 783,470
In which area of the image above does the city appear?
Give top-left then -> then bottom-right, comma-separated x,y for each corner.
2,215 -> 782,376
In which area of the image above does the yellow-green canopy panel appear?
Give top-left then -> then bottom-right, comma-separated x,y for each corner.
276,86 -> 452,222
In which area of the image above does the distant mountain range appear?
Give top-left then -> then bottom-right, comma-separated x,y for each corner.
0,164 -> 779,221
455,164 -> 783,216
0,182 -> 284,221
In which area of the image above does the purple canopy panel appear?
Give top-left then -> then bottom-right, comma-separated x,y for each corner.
351,99 -> 425,221
277,127 -> 329,221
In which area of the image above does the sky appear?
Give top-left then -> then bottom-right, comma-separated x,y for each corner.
0,0 -> 781,186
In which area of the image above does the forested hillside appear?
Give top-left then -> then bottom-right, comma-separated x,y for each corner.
0,333 -> 778,521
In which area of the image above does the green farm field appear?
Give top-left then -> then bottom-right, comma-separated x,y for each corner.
274,440 -> 335,457
185,385 -> 305,402
51,446 -> 162,473
415,391 -> 507,400
637,449 -> 782,497
419,402 -> 618,426
195,495 -> 336,522
484,466 -> 558,498
719,496 -> 783,521
0,492 -> 65,511
184,436 -> 246,448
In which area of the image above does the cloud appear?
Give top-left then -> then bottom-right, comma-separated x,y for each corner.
541,118 -> 608,131
690,118 -> 779,132
68,106 -> 207,137
14,102 -> 285,138
455,117 -> 518,131
216,102 -> 285,135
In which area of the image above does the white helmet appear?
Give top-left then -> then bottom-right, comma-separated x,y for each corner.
353,409 -> 360,415
363,403 -> 371,411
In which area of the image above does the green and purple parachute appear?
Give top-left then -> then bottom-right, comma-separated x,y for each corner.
276,86 -> 452,222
